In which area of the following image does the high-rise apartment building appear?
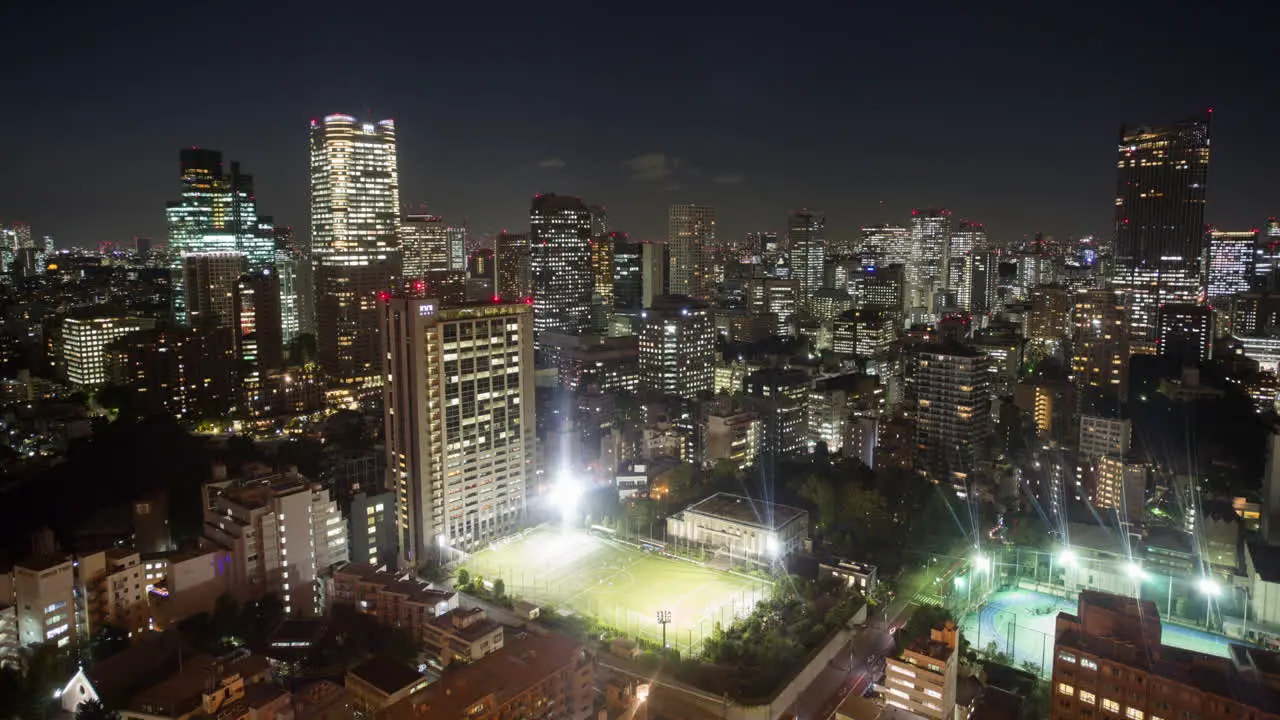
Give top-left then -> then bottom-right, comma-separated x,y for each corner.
184,252 -> 247,331
236,268 -> 285,372
884,620 -> 959,719
1206,229 -> 1256,299
203,474 -> 348,616
638,296 -> 714,400
494,232 -> 531,302
1072,289 -> 1130,412
788,210 -> 826,305
668,204 -> 716,299
955,251 -> 998,315
908,209 -> 953,310
383,299 -> 535,568
401,214 -> 450,280
310,114 -> 402,380
530,194 -> 593,344
64,316 -> 152,388
1093,455 -> 1146,525
1110,113 -> 1211,339
1027,285 -> 1071,340
915,344 -> 992,495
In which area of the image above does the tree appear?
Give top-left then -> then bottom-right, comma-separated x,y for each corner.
456,568 -> 471,588
75,699 -> 117,720
212,593 -> 242,640
492,578 -> 505,599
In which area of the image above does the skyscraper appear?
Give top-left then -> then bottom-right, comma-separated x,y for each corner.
638,296 -> 714,400
530,194 -> 593,343
401,214 -> 450,280
591,232 -> 619,307
612,237 -> 643,310
859,223 -> 912,265
1206,229 -> 1256,299
914,344 -> 992,496
1110,112 -> 1211,339
309,114 -> 401,380
787,210 -> 826,305
494,231 -> 531,301
446,225 -> 468,272
668,204 -> 716,299
908,209 -> 953,310
383,298 -> 535,567
947,220 -> 986,289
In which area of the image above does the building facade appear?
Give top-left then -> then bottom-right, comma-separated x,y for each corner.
638,295 -> 714,400
530,194 -> 593,345
668,204 -> 716,299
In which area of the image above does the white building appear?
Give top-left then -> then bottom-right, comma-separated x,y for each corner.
383,298 -> 535,568
203,474 -> 348,616
3,555 -> 77,648
63,316 -> 151,388
1079,416 -> 1131,460
883,621 -> 959,719
665,492 -> 808,564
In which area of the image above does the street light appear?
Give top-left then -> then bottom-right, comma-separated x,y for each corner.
1198,577 -> 1221,597
1125,562 -> 1148,581
656,610 -> 673,649
1058,548 -> 1077,568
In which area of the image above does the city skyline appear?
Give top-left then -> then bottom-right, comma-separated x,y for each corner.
1,3 -> 1276,248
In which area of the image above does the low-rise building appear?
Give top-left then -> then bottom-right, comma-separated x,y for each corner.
117,648 -> 273,720
329,563 -> 457,645
77,547 -> 150,639
422,607 -> 504,668
883,620 -> 959,719
819,559 -> 879,595
665,492 -> 809,564
8,554 -> 77,648
345,656 -> 430,715
383,630 -> 593,720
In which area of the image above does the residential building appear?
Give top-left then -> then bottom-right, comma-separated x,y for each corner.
1078,416 -> 1131,460
1072,289 -> 1130,412
1093,456 -> 1147,526
77,548 -> 149,639
202,474 -> 349,616
494,231 -> 531,301
884,620 -> 959,719
64,316 -> 152,389
345,656 -> 430,716
1050,590 -> 1280,719
915,344 -> 993,495
421,607 -> 505,668
382,631 -> 593,720
348,491 -> 397,569
1027,284 -> 1071,340
382,299 -> 535,568
8,555 -> 76,648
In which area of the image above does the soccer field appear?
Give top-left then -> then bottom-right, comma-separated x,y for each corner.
461,526 -> 770,655
961,589 -> 1233,676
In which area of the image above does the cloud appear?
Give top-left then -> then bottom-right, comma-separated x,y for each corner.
662,182 -> 683,192
538,157 -> 566,169
623,153 -> 679,181
713,173 -> 745,185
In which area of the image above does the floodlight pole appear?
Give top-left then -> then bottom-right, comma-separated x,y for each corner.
657,610 -> 672,649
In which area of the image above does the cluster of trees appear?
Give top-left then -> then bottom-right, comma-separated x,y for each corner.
0,643 -> 78,720
672,577 -> 864,702
454,569 -> 510,607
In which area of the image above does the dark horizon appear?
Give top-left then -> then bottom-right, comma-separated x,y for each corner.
1,1 -> 1275,248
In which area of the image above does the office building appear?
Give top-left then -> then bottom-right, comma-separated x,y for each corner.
668,203 -> 716,299
184,252 -> 247,330
788,210 -> 826,304
1207,229 -> 1256,299
8,555 -> 77,648
638,295 -> 714,400
530,194 -> 594,343
494,231 -> 531,302
1078,416 -> 1131,460
446,226 -> 468,272
955,251 -> 998,315
64,316 -> 152,389
591,232 -> 618,306
1110,113 -> 1211,340
383,298 -> 535,568
401,214 -> 450,280
908,208 -> 952,310
642,241 -> 669,308
236,267 -> 285,372
915,344 -> 992,495
1094,455 -> 1146,525
1027,285 -> 1071,340
946,220 -> 986,289
310,114 -> 401,380
859,223 -> 912,265
274,246 -> 302,345
1257,218 -> 1280,290
612,237 -> 643,310
203,474 -> 349,616
1049,590 -> 1280,719
884,620 -> 959,719
1156,303 -> 1213,363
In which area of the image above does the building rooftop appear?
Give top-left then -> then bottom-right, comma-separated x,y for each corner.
129,650 -> 271,715
384,631 -> 584,720
334,563 -> 455,606
293,681 -> 349,720
15,554 -> 71,573
348,656 -> 427,697
1249,542 -> 1280,583
682,492 -> 807,531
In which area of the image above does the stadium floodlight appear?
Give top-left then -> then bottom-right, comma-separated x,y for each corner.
1058,548 -> 1077,568
766,536 -> 781,557
1125,561 -> 1148,581
971,554 -> 990,574
1198,577 -> 1221,597
550,474 -> 584,525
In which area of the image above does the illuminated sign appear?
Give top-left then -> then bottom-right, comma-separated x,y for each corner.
418,303 -> 436,317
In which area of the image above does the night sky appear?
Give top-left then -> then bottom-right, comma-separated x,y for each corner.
1,1 -> 1274,249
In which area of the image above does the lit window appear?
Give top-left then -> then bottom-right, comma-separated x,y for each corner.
1058,651 -> 1076,663
1125,709 -> 1143,720
1079,691 -> 1095,705
1080,658 -> 1098,671
1058,683 -> 1074,696
1102,699 -> 1120,713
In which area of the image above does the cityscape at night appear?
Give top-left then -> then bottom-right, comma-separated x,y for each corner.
3,3 -> 1280,720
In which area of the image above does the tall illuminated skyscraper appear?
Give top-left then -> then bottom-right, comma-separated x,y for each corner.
638,295 -> 714,400
494,231 -> 531,301
787,210 -> 825,304
530,194 -> 593,343
1206,229 -> 1256,300
668,204 -> 716,299
401,214 -> 450,280
859,223 -> 911,265
947,220 -> 986,289
591,232 -> 619,307
383,297 -> 535,567
908,208 -> 952,310
1110,112 -> 1211,339
309,114 -> 401,380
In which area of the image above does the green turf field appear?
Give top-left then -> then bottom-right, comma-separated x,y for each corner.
461,525 -> 771,655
